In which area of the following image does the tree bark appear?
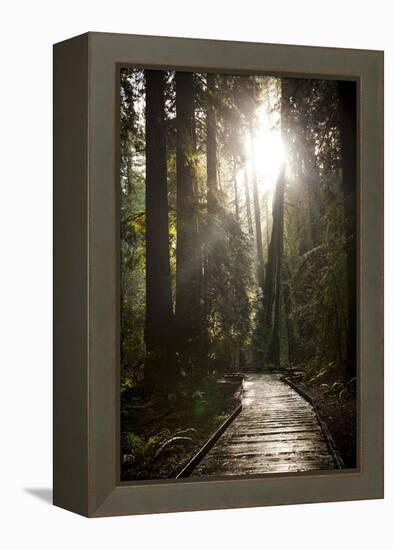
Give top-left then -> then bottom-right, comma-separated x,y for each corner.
145,70 -> 176,387
337,80 -> 357,377
250,125 -> 265,289
282,259 -> 296,363
233,158 -> 240,222
204,73 -> 219,371
244,164 -> 254,236
175,71 -> 203,375
265,169 -> 285,365
264,193 -> 271,246
263,79 -> 288,365
298,114 -> 319,248
206,73 -> 218,215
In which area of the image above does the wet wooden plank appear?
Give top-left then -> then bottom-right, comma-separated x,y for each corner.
192,373 -> 336,476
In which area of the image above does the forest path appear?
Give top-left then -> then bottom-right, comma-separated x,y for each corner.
191,373 -> 336,476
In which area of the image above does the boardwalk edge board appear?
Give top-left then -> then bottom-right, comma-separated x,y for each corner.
176,403 -> 243,478
282,377 -> 345,469
176,379 -> 245,478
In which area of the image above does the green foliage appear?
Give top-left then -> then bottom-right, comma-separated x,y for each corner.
286,183 -> 348,366
278,77 -> 352,372
122,428 -> 196,479
320,377 -> 356,400
120,70 -> 147,385
203,208 -> 254,370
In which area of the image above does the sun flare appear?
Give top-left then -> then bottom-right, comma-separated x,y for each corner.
253,130 -> 285,184
245,105 -> 286,195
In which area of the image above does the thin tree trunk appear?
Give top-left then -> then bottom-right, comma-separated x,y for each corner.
337,80 -> 357,377
145,70 -> 176,387
264,193 -> 271,246
204,73 -> 219,371
299,128 -> 319,247
233,158 -> 240,222
125,147 -> 133,196
250,125 -> 265,289
201,245 -> 209,372
282,259 -> 296,363
305,172 -> 318,246
175,71 -> 203,375
206,73 -> 218,214
217,156 -> 222,191
244,164 -> 254,236
263,214 -> 276,332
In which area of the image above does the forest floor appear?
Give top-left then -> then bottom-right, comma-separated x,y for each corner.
283,367 -> 357,468
121,376 -> 243,480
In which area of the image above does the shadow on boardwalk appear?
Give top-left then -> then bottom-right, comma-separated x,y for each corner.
192,373 -> 337,476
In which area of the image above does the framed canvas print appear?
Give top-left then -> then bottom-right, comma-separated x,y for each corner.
53,32 -> 383,517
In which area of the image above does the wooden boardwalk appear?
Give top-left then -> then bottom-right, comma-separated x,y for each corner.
192,373 -> 336,476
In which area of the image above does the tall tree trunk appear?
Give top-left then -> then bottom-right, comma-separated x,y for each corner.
263,79 -> 288,365
250,125 -> 265,289
233,158 -> 240,222
206,73 -> 218,214
244,164 -> 254,236
264,169 -> 285,364
282,259 -> 296,363
145,70 -> 176,387
299,123 -> 319,247
175,71 -> 203,375
337,80 -> 357,378
125,147 -> 133,196
305,171 -> 318,246
204,73 -> 219,371
264,193 -> 271,246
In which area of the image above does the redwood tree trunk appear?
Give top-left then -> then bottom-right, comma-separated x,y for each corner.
264,193 -> 271,245
204,73 -> 219,370
175,71 -> 203,375
265,169 -> 285,365
206,73 -> 218,214
145,70 -> 176,387
282,259 -> 296,364
244,165 -> 254,236
338,80 -> 357,377
263,79 -> 288,365
250,126 -> 265,289
233,158 -> 240,222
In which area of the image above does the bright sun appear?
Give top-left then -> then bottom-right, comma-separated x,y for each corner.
253,130 -> 285,183
245,105 -> 286,195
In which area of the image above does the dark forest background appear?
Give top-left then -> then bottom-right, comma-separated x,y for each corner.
120,70 -> 357,479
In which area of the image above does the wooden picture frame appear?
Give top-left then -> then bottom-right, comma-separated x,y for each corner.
53,32 -> 383,517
